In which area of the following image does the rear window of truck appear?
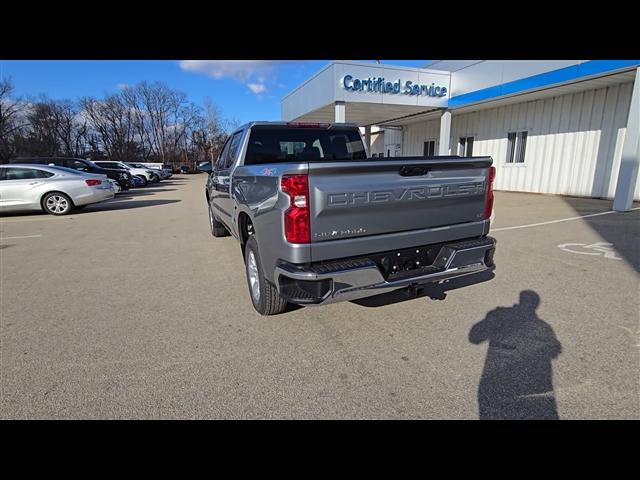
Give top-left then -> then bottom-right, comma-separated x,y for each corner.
244,126 -> 367,165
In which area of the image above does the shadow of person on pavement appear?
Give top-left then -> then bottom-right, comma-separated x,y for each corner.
469,290 -> 562,420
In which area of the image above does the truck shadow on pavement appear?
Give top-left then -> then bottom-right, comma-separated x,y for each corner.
148,180 -> 188,187
113,189 -> 177,199
81,199 -> 181,212
469,290 -> 562,420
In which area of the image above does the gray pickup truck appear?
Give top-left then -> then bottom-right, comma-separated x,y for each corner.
200,121 -> 496,315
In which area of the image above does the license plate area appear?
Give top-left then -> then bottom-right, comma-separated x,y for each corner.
369,244 -> 445,280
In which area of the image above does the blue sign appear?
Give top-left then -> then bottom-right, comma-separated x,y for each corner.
342,74 -> 447,97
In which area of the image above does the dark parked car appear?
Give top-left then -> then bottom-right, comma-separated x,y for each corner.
10,157 -> 134,190
180,165 -> 191,174
196,161 -> 211,173
131,175 -> 146,187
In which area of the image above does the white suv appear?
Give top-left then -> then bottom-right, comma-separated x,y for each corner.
126,162 -> 163,183
94,161 -> 157,186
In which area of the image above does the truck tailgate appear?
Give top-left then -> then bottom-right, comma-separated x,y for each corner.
308,157 -> 492,243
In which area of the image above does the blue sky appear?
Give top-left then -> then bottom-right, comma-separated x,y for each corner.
0,60 -> 428,124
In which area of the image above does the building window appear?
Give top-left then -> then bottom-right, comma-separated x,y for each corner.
423,140 -> 436,157
459,136 -> 474,157
506,131 -> 528,163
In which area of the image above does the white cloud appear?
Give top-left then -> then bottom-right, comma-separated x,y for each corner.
178,60 -> 287,83
116,83 -> 129,90
247,83 -> 267,95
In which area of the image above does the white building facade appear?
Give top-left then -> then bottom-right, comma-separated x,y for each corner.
281,60 -> 640,210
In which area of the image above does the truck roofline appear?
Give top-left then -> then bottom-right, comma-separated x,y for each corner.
235,121 -> 361,132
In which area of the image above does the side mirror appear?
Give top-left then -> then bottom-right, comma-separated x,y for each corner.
197,161 -> 212,173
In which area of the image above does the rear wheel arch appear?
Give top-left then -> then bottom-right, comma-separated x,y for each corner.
238,212 -> 254,255
40,191 -> 75,210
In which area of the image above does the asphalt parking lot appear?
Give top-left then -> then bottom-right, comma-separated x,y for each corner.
1,175 -> 638,419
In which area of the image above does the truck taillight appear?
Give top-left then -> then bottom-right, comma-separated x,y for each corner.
85,179 -> 102,186
483,166 -> 496,220
281,174 -> 310,244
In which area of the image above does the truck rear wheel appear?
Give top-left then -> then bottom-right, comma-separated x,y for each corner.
244,235 -> 289,315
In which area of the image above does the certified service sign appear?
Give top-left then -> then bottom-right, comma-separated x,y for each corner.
342,74 -> 447,97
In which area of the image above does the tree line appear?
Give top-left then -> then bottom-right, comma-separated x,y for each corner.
0,78 -> 239,167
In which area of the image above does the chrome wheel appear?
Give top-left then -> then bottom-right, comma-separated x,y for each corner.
247,250 -> 260,302
45,195 -> 70,214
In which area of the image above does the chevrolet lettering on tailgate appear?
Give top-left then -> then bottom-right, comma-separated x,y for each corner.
326,182 -> 485,207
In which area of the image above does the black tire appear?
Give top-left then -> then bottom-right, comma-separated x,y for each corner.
135,175 -> 148,187
208,201 -> 230,237
41,192 -> 74,215
244,235 -> 289,315
150,173 -> 160,183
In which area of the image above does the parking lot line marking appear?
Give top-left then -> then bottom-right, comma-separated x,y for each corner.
492,207 -> 640,232
0,216 -> 74,223
0,234 -> 42,240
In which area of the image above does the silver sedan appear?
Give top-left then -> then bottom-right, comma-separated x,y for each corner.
0,164 -> 115,215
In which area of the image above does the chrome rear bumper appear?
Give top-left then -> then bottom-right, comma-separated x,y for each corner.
274,236 -> 496,305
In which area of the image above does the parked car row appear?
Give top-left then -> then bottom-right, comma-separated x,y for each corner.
11,156 -> 135,190
93,161 -> 172,186
0,157 -> 174,216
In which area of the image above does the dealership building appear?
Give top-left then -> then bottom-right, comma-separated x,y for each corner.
281,60 -> 640,210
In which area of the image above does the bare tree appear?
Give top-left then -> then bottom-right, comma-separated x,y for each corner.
224,116 -> 242,134
0,79 -> 27,161
81,94 -> 138,161
56,100 -> 89,157
120,85 -> 154,161
120,81 -> 207,168
135,82 -> 192,164
3,78 -> 231,167
23,99 -> 62,156
7,97 -> 89,158
136,82 -> 170,162
190,97 -> 233,163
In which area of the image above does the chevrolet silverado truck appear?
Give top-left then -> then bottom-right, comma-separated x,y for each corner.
199,121 -> 496,315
